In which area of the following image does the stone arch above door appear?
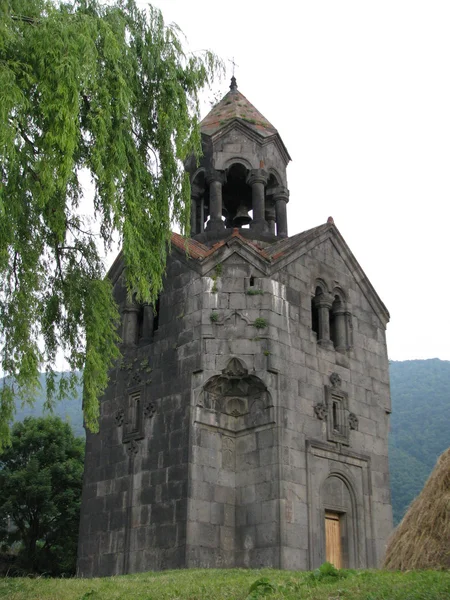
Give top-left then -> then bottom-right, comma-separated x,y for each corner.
321,473 -> 358,569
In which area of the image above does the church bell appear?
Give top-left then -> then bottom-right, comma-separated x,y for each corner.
233,204 -> 252,227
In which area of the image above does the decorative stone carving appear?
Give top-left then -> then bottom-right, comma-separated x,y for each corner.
115,408 -> 125,427
329,372 -> 342,388
223,356 -> 248,377
122,388 -> 145,443
131,371 -> 142,385
324,382 -> 350,446
195,358 -> 274,433
348,412 -> 359,430
126,439 -> 139,456
143,401 -> 156,419
225,397 -> 246,417
222,437 -> 235,470
314,403 -> 328,420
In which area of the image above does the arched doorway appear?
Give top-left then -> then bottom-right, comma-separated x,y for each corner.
321,474 -> 357,568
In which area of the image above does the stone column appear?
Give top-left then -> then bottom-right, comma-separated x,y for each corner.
266,207 -> 276,235
345,311 -> 354,349
122,301 -> 141,345
190,184 -> 203,236
206,170 -> 226,232
273,186 -> 289,238
140,303 -> 154,342
247,169 -> 269,232
315,293 -> 334,349
333,304 -> 347,351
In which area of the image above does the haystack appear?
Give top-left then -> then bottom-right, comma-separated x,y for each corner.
383,447 -> 450,570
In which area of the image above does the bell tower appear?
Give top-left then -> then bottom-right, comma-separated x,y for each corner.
78,78 -> 393,577
185,77 -> 291,239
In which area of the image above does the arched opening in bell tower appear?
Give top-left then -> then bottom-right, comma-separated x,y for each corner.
222,163 -> 253,228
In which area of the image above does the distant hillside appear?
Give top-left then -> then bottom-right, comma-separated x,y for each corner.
6,359 -> 449,525
389,358 -> 450,523
9,372 -> 84,438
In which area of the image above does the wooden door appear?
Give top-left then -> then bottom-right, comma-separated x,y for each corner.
325,511 -> 342,568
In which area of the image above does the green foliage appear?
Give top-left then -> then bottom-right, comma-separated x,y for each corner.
210,311 -> 219,323
0,416 -> 84,575
305,561 -> 351,585
247,288 -> 264,295
210,264 -> 222,293
0,0 -> 221,447
253,317 -> 267,329
246,577 -> 276,599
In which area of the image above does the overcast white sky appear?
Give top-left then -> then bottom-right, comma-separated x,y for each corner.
138,0 -> 450,362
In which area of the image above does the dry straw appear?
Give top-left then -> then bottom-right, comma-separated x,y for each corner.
383,447 -> 450,570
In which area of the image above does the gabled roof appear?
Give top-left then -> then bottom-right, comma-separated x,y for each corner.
170,223 -> 390,327
108,222 -> 389,328
200,80 -> 277,139
170,230 -> 270,261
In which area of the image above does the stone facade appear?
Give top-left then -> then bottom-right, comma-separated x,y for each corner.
77,81 -> 393,577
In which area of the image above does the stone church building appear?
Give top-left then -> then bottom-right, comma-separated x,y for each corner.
77,78 -> 393,576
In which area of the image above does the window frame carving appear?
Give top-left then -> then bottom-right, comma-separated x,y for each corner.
122,385 -> 145,443
324,384 -> 350,445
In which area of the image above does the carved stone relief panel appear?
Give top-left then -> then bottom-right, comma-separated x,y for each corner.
313,373 -> 355,446
195,358 -> 274,433
222,436 -> 236,470
115,385 -> 156,444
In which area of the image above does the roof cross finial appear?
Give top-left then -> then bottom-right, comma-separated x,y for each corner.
228,56 -> 239,91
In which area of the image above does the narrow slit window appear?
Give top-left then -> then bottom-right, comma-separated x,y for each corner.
332,401 -> 339,432
250,275 -> 255,287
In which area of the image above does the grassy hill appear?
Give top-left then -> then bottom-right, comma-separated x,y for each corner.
1,567 -> 450,600
8,359 -> 450,525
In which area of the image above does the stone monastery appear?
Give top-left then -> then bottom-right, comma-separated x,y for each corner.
77,78 -> 393,576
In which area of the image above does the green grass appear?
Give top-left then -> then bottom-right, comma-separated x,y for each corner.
1,568 -> 449,600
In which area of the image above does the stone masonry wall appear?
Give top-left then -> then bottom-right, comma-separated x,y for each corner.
78,256 -> 202,576
78,231 -> 393,575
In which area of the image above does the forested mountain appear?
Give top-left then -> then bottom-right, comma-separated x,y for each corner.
7,359 -> 450,525
389,358 -> 450,523
11,373 -> 84,438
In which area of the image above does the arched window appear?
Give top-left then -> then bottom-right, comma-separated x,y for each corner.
222,163 -> 252,228
312,283 -> 352,351
311,286 -> 323,338
311,284 -> 333,348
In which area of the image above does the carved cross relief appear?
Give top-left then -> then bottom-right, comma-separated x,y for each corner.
114,385 -> 156,455
314,372 -> 358,446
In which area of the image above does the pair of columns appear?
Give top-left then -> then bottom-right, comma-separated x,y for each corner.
190,168 -> 289,237
122,302 -> 156,345
314,294 -> 351,351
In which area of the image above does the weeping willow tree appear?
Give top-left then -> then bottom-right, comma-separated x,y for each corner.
0,0 -> 221,447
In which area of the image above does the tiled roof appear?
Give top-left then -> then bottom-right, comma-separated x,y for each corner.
265,224 -> 330,259
170,229 -> 271,260
170,225 -> 332,263
200,87 -> 277,138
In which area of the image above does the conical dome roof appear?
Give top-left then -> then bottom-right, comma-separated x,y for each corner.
200,77 -> 278,138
